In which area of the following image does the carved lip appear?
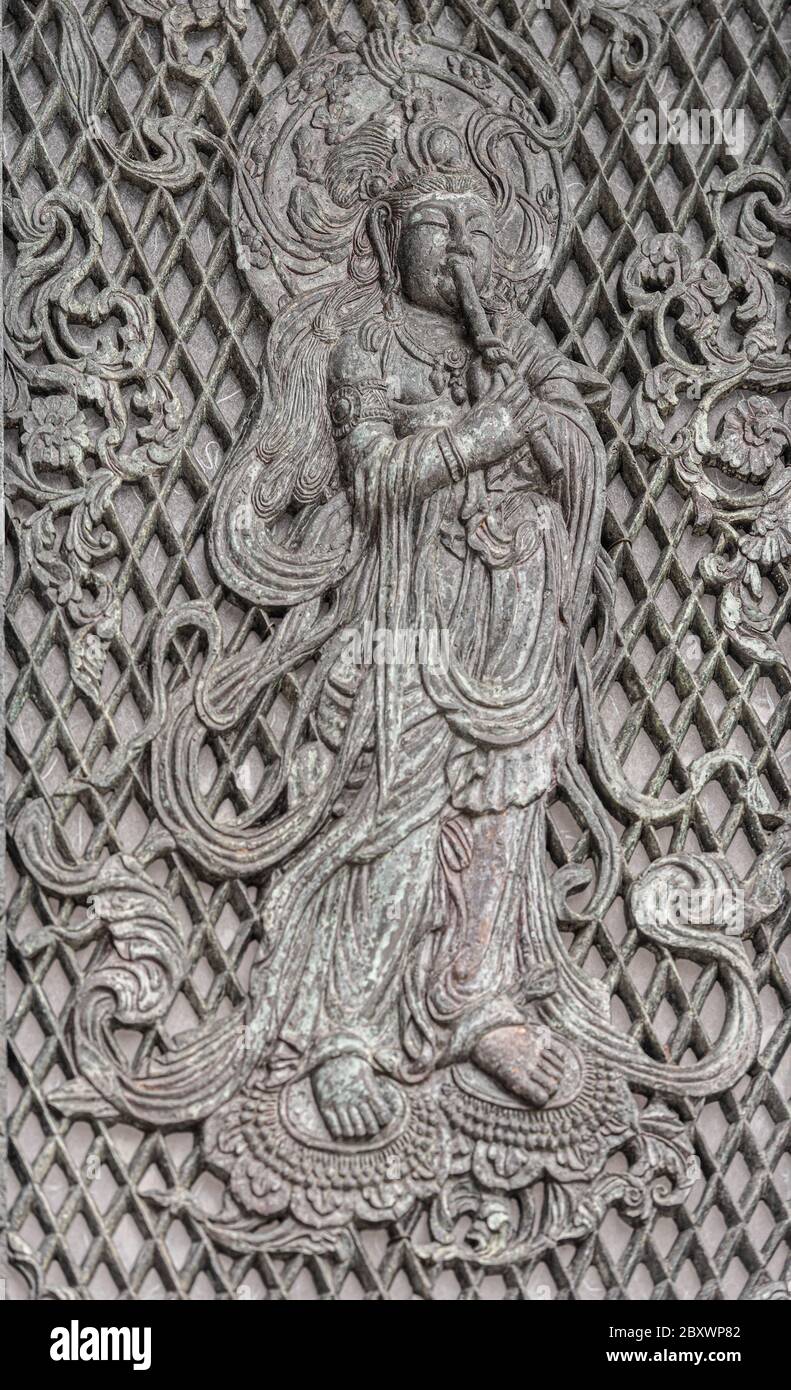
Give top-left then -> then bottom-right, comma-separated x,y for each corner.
452,1040 -> 585,1112
279,1075 -> 408,1153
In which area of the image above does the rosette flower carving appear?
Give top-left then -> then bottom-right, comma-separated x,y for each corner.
716,395 -> 791,484
20,395 -> 91,472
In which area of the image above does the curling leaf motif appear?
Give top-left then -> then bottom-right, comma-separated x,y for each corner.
622,167 -> 791,673
4,182 -> 183,701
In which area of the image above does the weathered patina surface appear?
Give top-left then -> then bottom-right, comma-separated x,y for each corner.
3,0 -> 790,1299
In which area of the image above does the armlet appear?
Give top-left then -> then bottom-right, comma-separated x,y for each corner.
327,379 -> 393,440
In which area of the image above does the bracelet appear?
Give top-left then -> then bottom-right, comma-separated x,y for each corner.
437,427 -> 469,484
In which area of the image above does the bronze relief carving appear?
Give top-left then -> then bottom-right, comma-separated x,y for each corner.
4,0 -> 790,1298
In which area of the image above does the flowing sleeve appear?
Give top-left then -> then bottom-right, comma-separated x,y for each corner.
519,339 -> 611,643
338,421 -> 431,802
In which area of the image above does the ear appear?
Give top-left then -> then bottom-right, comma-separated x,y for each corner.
366,203 -> 399,301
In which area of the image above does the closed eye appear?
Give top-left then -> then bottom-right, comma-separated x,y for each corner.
411,215 -> 450,231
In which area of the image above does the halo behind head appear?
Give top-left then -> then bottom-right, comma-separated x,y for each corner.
233,22 -> 572,321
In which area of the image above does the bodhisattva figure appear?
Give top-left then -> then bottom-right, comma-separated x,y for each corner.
206,51 -> 611,1135
21,22 -> 774,1252
141,31 -> 620,1140
269,179 -> 593,1135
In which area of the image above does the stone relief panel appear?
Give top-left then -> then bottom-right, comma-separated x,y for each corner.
3,0 -> 790,1300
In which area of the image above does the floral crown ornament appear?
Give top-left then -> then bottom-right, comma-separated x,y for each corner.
233,8 -> 574,321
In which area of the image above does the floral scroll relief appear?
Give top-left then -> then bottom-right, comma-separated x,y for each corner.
125,0 -> 250,84
575,0 -> 683,83
4,188 -> 183,704
622,166 -> 791,674
13,800 -> 184,1123
5,0 -> 227,708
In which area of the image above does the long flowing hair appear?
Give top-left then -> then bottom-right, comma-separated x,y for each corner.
248,218 -> 385,523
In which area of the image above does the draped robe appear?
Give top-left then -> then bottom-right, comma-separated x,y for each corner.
99,331 -> 626,1126
261,333 -> 609,1079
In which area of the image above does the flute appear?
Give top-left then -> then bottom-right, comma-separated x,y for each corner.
449,256 -> 564,485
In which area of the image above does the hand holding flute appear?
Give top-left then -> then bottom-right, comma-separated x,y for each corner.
448,255 -> 564,485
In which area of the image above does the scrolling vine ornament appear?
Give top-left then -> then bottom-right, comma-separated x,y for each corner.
10,5 -> 791,1268
4,189 -> 183,703
125,0 -> 250,84
575,0 -> 683,84
623,168 -> 791,674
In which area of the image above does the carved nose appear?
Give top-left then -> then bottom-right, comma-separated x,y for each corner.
447,244 -> 473,259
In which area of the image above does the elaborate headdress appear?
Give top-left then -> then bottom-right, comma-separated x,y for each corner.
234,19 -> 573,318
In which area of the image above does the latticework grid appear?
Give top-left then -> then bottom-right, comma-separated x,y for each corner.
4,0 -> 790,1299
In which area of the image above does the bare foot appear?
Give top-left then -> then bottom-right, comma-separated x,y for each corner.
471,1023 -> 571,1108
311,1054 -> 394,1140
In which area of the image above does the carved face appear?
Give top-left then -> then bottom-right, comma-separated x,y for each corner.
394,191 -> 495,316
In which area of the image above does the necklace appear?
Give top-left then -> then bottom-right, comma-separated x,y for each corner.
394,318 -> 471,404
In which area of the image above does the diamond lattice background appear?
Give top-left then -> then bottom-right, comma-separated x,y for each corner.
3,0 -> 791,1299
